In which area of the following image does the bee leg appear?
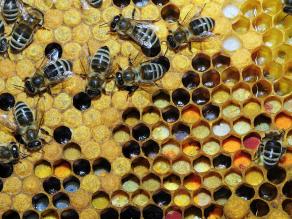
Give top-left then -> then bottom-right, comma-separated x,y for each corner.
40,128 -> 50,136
132,8 -> 136,19
188,42 -> 192,53
193,3 -> 207,18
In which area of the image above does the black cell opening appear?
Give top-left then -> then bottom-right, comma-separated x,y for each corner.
202,104 -> 220,121
254,114 -> 271,129
0,163 -> 13,178
152,190 -> 171,207
120,206 -> 141,219
182,71 -> 200,89
73,92 -> 91,111
259,183 -> 277,201
2,210 -> 20,219
282,199 -> 292,216
213,154 -> 231,169
202,70 -> 220,88
204,204 -> 223,218
45,42 -> 62,60
213,186 -> 232,202
113,0 -> 130,8
143,204 -> 163,219
63,176 -> 80,193
212,54 -> 231,71
101,208 -> 119,219
172,122 -> 190,141
192,87 -> 210,105
235,184 -> 255,200
132,123 -> 150,141
92,157 -> 111,175
122,140 -> 140,159
184,206 -> 202,218
172,88 -> 190,107
53,126 -> 72,144
0,93 -> 15,111
267,166 -> 286,184
43,176 -> 61,194
142,140 -> 159,159
122,107 -> 140,122
23,210 -> 39,219
162,105 -> 180,123
192,54 -> 211,72
152,89 -> 170,105
53,192 -> 70,209
133,0 -> 149,7
73,159 -> 91,176
152,0 -> 169,5
0,178 -> 3,192
61,209 -> 79,219
161,4 -> 180,22
250,199 -> 270,217
283,180 -> 292,198
32,193 -> 49,212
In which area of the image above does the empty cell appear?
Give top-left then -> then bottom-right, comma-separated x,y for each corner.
61,209 -> 79,219
152,190 -> 171,207
263,28 -> 283,48
192,87 -> 210,105
241,1 -> 261,18
43,177 -> 61,194
267,166 -> 286,184
235,184 -> 255,200
162,105 -> 179,123
182,71 -> 200,89
161,4 -> 180,22
251,45 -> 272,66
242,64 -> 261,83
63,176 -> 80,192
100,208 -> 118,219
283,180 -> 292,198
2,210 -> 20,219
263,61 -> 282,81
0,163 -> 13,178
73,92 -> 91,111
122,140 -> 141,159
204,204 -> 223,218
192,53 -> 211,72
32,193 -> 49,212
202,70 -> 220,88
274,78 -> 292,96
212,53 -> 231,72
202,104 -> 220,121
132,123 -> 150,141
41,209 -> 58,219
53,126 -> 72,144
213,154 -> 231,169
152,0 -> 169,6
113,0 -> 130,8
142,140 -> 160,159
253,13 -> 272,33
252,80 -> 272,98
53,192 -> 70,209
121,206 -> 141,219
172,88 -> 190,107
250,199 -> 270,217
172,122 -> 190,141
259,183 -> 278,201
143,204 -> 163,219
0,93 -> 15,111
254,114 -> 271,131
282,199 -> 292,217
184,206 -> 202,219
133,0 -> 149,7
213,186 -> 232,205
23,210 -> 39,219
92,158 -> 111,176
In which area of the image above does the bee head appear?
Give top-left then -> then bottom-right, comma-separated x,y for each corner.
283,5 -> 292,14
111,15 -> 121,32
32,75 -> 44,87
24,79 -> 37,95
27,140 -> 42,151
167,34 -> 178,50
10,143 -> 19,159
85,88 -> 101,99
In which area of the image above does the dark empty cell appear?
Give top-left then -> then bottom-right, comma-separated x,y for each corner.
132,157 -> 150,173
2,210 -> 20,219
45,42 -> 63,60
283,180 -> 292,198
23,210 -> 39,219
43,177 -> 61,194
267,166 -> 286,184
0,93 -> 15,111
192,87 -> 210,105
202,70 -> 220,88
162,105 -> 180,123
143,204 -> 163,219
32,193 -> 49,212
132,123 -> 150,141
235,184 -> 255,200
252,81 -> 271,97
61,209 -> 79,219
254,114 -> 271,129
282,199 -> 292,216
63,176 -> 80,192
213,187 -> 232,201
113,0 -> 130,8
73,159 -> 91,176
184,206 -> 202,218
259,183 -> 277,201
122,140 -> 140,159
242,66 -> 260,83
204,204 -> 223,218
172,88 -> 190,107
152,0 -> 169,6
142,140 -> 159,158
213,154 -> 231,169
53,192 -> 70,209
133,0 -> 149,7
121,206 -> 141,219
152,190 -> 171,207
182,71 -> 200,89
0,163 -> 13,178
101,208 -> 119,219
53,126 -> 72,144
152,89 -> 170,104
212,54 -> 230,71
202,104 -> 220,121
192,54 -> 211,72
250,199 -> 269,217
161,4 -> 180,22
122,107 -> 140,122
93,157 -> 111,175
0,178 -> 3,191
73,92 -> 91,111
172,122 -> 190,141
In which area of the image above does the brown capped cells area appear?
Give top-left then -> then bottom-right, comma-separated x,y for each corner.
0,0 -> 291,219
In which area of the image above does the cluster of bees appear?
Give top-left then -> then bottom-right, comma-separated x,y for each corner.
0,0 -> 291,177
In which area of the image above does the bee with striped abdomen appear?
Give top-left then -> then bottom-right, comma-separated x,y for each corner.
0,19 -> 8,55
115,55 -> 170,95
255,130 -> 287,168
0,142 -> 20,164
283,0 -> 292,14
110,10 -> 161,57
0,0 -> 20,24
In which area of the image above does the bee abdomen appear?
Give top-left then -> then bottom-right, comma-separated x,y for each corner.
91,46 -> 110,73
2,0 -> 19,24
0,20 -> 5,34
189,17 -> 215,36
14,101 -> 34,126
86,0 -> 102,7
141,63 -> 165,81
9,24 -> 33,53
44,59 -> 72,80
134,26 -> 159,48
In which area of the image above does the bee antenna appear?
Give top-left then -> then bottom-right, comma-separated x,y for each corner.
279,14 -> 289,23
99,22 -> 109,27
13,84 -> 25,90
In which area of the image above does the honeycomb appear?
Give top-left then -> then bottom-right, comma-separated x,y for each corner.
0,0 -> 291,218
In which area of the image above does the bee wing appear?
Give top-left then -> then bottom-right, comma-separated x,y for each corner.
132,22 -> 160,49
0,114 -> 17,131
50,70 -> 74,84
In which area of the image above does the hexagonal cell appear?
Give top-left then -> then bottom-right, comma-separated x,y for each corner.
259,182 -> 278,201
2,210 -> 20,219
92,157 -> 111,176
263,28 -> 283,48
275,112 -> 292,130
204,204 -> 223,218
190,121 -> 210,139
284,95 -> 292,113
113,0 -> 130,8
202,69 -> 220,88
252,13 -> 272,33
111,191 -> 130,208
212,53 -> 231,72
202,104 -> 220,121
242,64 -> 261,83
202,137 -> 220,156
264,96 -> 282,114
224,169 -> 242,187
182,71 -> 200,89
163,174 -> 181,191
166,207 -> 183,218
53,192 -> 70,209
143,205 -> 163,219
53,160 -> 71,179
213,186 -> 232,205
172,88 -> 190,107
183,173 -> 201,191
34,160 -> 52,179
245,167 -> 264,186
23,210 -> 39,219
133,0 -> 149,7
282,199 -> 292,217
274,12 -> 292,29
222,35 -> 242,52
241,0 -> 261,18
193,189 -> 212,207
132,123 -> 150,141
161,139 -> 180,160
232,82 -> 251,102
100,208 -> 118,219
287,28 -> 292,45
63,143 -> 81,161
181,105 -> 200,124
132,190 -> 150,207
162,105 -> 180,123
152,189 -> 171,207
254,113 -> 272,131
212,85 -> 230,105
285,61 -> 292,78
120,206 -> 140,219
172,157 -> 192,175
251,45 -> 272,66
113,124 -> 131,143
63,176 -> 80,193
262,0 -> 282,14
233,117 -> 251,135
243,132 -> 261,150
172,122 -> 190,141
152,122 -> 170,141
193,156 -> 211,173
243,98 -> 261,117
275,44 -> 292,64
263,61 -> 282,81
142,140 -> 159,159
161,4 -> 180,22
184,206 -> 202,219
173,190 -> 191,207
267,166 -> 286,184
122,140 -> 140,159
212,119 -> 231,137
222,135 -> 241,153
54,125 -> 72,144
73,159 -> 90,176
192,53 -> 211,72
213,154 -> 231,169
131,157 -> 150,178
182,138 -> 200,157
92,191 -> 110,210
32,193 -> 49,212
142,106 -> 161,125
250,199 -> 270,217
274,78 -> 292,96
152,89 -> 170,109
122,107 -> 140,126
252,80 -> 272,98
192,87 -> 210,105
122,174 -> 140,192
235,184 -> 255,200
222,67 -> 240,87
287,129 -> 292,147
43,177 -> 61,195
152,0 -> 169,6
41,209 -> 58,219
283,180 -> 292,198
232,16 -> 250,34
233,150 -> 252,170
203,172 -> 222,189
153,156 -> 171,175
142,173 -> 161,192
222,100 -> 240,119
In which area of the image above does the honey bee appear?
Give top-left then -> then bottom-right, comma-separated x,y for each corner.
0,0 -> 20,24
0,142 -> 20,164
115,55 -> 170,95
255,130 -> 287,168
80,0 -> 102,9
0,19 -> 8,55
110,10 -> 161,57
166,5 -> 216,52
283,0 -> 292,15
